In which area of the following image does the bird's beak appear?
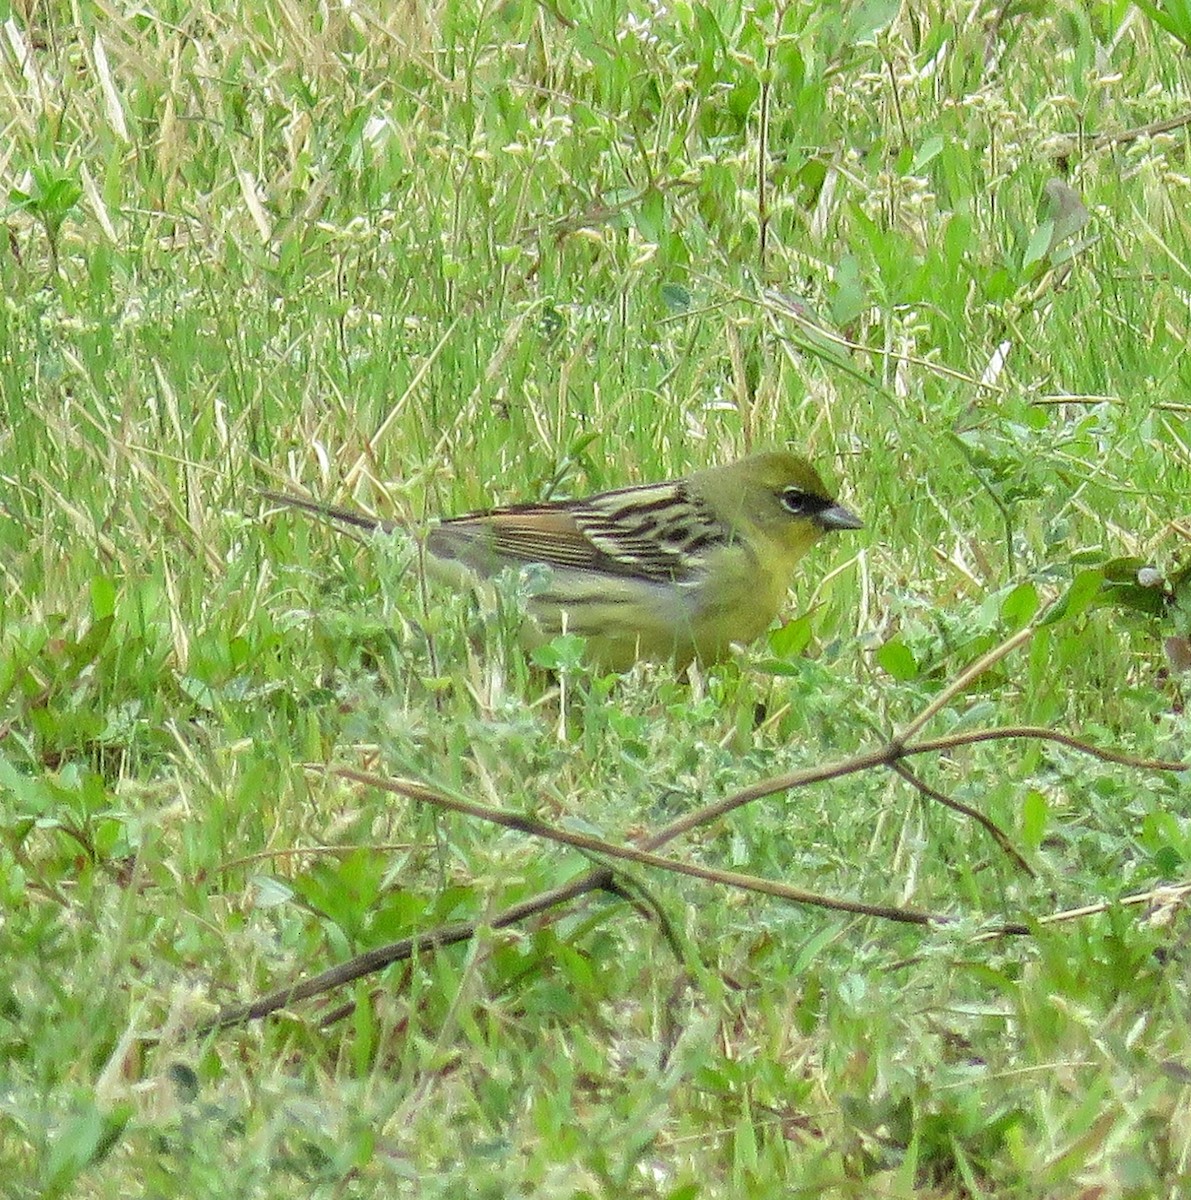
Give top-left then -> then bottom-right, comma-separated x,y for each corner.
817,503 -> 863,532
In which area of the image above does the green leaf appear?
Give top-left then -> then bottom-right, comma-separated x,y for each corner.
1021,789 -> 1048,849
845,0 -> 900,43
1021,219 -> 1055,272
530,633 -> 588,670
1000,582 -> 1038,630
635,186 -> 665,242
251,875 -> 295,907
42,1103 -> 130,1197
875,638 -> 918,680
0,750 -> 58,815
89,575 -> 117,622
911,134 -> 944,174
1041,568 -> 1104,626
1135,0 -> 1191,46
178,674 -> 218,712
1100,556 -> 1150,582
661,282 -> 692,312
65,616 -> 113,677
769,613 -> 813,658
829,253 -> 865,327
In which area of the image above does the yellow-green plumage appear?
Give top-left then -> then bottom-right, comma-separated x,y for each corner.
264,451 -> 861,671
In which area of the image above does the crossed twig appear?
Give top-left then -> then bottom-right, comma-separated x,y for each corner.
195,620 -> 1188,1034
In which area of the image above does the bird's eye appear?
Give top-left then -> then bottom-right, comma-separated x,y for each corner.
779,487 -> 812,515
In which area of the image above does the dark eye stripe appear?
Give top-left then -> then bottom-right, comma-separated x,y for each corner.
780,488 -> 831,517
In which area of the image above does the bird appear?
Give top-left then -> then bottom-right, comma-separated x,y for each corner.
263,451 -> 862,671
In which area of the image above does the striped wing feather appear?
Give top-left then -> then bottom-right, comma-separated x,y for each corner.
431,481 -> 727,584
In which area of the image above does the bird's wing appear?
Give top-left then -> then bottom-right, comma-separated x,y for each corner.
571,481 -> 728,582
429,482 -> 727,584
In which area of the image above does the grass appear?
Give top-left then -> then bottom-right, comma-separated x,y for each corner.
2,0 -> 1190,1195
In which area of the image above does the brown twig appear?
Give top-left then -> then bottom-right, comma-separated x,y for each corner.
895,626 -> 1036,744
909,726 -> 1189,773
890,761 -> 1035,878
198,873 -> 609,1031
1033,880 -> 1191,927
890,880 -> 1191,969
194,618 -> 1188,1033
196,718 -> 1186,1032
196,763 -> 949,1032
334,770 -> 949,926
1088,112 -> 1191,150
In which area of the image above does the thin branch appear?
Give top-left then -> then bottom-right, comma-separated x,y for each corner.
891,761 -> 1035,877
195,768 -> 952,1033
981,879 -> 1191,940
895,625 -> 1036,744
1041,882 -> 1191,923
198,872 -> 610,1032
910,726 -> 1189,773
195,720 -> 1188,1033
1084,111 -> 1191,150
641,745 -> 892,849
335,769 -> 951,924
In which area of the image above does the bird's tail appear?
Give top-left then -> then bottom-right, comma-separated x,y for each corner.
260,490 -> 402,534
